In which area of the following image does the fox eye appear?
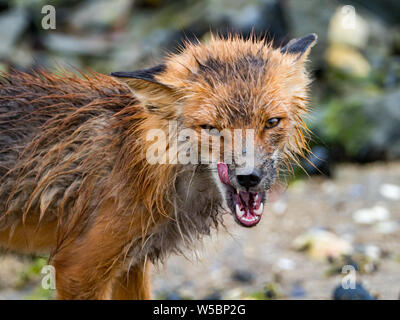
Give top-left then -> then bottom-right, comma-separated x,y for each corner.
200,124 -> 215,130
200,124 -> 221,136
265,118 -> 281,129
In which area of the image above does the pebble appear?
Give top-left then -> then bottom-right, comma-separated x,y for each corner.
276,258 -> 296,270
225,288 -> 243,299
379,183 -> 400,200
348,184 -> 365,198
353,205 -> 390,224
272,200 -> 287,215
374,221 -> 398,234
359,245 -> 381,261
292,228 -> 353,260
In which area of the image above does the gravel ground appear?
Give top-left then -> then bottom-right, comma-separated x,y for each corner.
152,162 -> 400,300
0,162 -> 399,299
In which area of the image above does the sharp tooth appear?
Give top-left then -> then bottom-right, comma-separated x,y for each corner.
236,189 -> 240,194
236,204 -> 245,217
255,194 -> 259,202
254,203 -> 263,216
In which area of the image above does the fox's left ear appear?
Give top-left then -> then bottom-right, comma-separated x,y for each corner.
280,33 -> 317,61
111,64 -> 179,114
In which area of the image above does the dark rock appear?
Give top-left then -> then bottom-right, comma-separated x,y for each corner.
348,0 -> 400,26
284,0 -> 337,69
231,269 -> 254,284
315,88 -> 400,162
333,282 -> 377,300
0,8 -> 28,58
165,292 -> 183,300
203,290 -> 222,300
303,146 -> 332,177
43,33 -> 111,56
70,0 -> 132,32
290,282 -> 306,298
264,282 -> 281,300
364,90 -> 400,159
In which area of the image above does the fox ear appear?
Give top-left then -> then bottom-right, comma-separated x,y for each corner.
111,64 -> 178,113
280,33 -> 317,61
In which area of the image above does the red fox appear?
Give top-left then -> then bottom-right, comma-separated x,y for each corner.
0,33 -> 316,299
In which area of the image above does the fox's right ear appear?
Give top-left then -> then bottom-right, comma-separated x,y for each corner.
280,33 -> 317,61
111,64 -> 179,114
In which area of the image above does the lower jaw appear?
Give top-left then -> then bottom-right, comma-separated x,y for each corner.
234,214 -> 261,227
227,190 -> 265,228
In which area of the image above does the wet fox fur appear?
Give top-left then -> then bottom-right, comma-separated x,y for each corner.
0,33 -> 316,299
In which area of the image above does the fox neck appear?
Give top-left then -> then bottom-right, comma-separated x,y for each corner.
117,112 -> 224,263
123,163 -> 224,264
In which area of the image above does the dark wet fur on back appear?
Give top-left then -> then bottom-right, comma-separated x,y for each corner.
0,70 -> 135,239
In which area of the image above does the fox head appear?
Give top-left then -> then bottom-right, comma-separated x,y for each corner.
112,33 -> 317,228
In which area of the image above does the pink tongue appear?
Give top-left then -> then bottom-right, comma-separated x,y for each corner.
217,162 -> 231,185
239,191 -> 250,206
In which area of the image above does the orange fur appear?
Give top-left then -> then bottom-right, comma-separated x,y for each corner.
0,33 -> 316,299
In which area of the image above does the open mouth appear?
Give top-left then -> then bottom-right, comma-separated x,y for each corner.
217,162 -> 265,227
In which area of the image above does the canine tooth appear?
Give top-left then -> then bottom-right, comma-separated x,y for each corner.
236,204 -> 245,217
254,203 -> 263,216
255,194 -> 259,202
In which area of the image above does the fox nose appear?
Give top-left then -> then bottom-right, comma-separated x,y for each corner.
236,169 -> 262,189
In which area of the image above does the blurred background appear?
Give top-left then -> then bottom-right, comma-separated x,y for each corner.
0,0 -> 399,300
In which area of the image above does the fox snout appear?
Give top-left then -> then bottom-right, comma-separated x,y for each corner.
216,156 -> 278,228
230,158 -> 277,193
236,169 -> 262,189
